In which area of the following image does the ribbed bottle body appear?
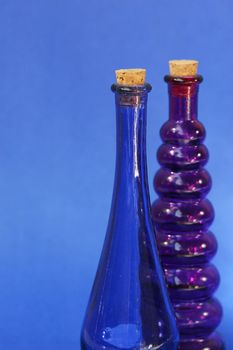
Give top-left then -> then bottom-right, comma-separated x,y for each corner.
152,76 -> 224,349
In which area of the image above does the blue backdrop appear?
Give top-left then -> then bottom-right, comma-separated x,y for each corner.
0,0 -> 232,349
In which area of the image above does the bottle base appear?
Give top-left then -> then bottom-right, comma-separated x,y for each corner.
81,336 -> 179,350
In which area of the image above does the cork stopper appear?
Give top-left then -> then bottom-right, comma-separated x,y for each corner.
115,68 -> 146,86
169,60 -> 198,77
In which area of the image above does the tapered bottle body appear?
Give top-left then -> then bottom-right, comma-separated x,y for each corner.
81,83 -> 179,350
152,75 -> 224,349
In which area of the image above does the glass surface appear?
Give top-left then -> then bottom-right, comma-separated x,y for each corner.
81,84 -> 179,350
152,76 -> 224,349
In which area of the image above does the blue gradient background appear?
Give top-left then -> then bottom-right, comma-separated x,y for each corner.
0,0 -> 232,349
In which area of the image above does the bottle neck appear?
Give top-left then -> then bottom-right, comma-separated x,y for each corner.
166,75 -> 202,122
111,84 -> 151,206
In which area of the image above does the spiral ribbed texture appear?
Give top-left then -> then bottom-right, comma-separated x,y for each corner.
152,76 -> 223,349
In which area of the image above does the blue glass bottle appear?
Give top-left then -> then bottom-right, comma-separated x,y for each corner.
81,73 -> 179,350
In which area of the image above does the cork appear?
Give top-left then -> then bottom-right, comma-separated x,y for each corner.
115,68 -> 146,85
169,60 -> 198,77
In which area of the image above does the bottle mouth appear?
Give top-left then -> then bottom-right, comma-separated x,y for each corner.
164,74 -> 203,84
111,83 -> 152,95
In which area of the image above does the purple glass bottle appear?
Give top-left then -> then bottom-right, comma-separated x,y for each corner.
152,61 -> 224,349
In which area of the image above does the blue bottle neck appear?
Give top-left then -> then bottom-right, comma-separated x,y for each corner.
111,84 -> 152,209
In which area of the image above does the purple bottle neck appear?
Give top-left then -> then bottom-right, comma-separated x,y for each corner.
165,75 -> 203,121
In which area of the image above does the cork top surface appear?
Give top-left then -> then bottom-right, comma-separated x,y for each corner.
115,68 -> 146,85
169,60 -> 198,77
